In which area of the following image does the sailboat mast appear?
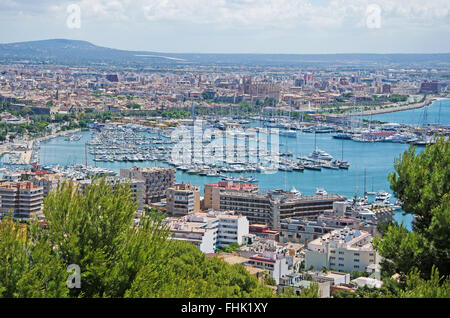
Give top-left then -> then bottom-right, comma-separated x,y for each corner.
314,131 -> 317,150
364,168 -> 367,195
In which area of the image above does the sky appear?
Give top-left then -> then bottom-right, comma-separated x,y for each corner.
1,0 -> 450,54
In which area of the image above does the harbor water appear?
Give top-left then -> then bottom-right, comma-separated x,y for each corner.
31,99 -> 450,230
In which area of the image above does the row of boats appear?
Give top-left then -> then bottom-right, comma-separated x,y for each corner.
43,164 -> 116,180
348,190 -> 401,209
86,124 -> 351,176
313,187 -> 399,208
333,132 -> 441,145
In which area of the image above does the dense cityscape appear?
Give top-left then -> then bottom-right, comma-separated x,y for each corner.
0,0 -> 449,309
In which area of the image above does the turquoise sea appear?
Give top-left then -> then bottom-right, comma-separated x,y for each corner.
32,98 -> 450,230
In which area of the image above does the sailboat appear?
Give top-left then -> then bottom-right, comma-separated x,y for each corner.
307,132 -> 333,161
332,140 -> 350,169
365,177 -> 377,195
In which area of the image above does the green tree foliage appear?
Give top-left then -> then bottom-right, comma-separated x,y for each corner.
126,241 -> 274,298
375,138 -> 450,278
0,179 -> 281,298
0,217 -> 68,297
334,267 -> 450,298
278,284 -> 319,298
126,103 -> 141,109
397,266 -> 450,298
217,242 -> 240,253
332,289 -> 357,298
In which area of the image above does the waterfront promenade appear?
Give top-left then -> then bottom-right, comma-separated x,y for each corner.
333,95 -> 448,118
0,128 -> 81,165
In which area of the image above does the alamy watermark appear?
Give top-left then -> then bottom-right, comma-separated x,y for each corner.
170,120 -> 280,173
67,264 -> 81,289
366,4 -> 381,29
66,4 -> 81,29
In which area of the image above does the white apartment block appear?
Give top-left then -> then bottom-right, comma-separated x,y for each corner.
164,211 -> 249,253
305,227 -> 379,274
247,252 -> 292,284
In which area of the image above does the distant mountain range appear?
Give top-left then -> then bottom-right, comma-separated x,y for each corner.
1,39 -> 450,67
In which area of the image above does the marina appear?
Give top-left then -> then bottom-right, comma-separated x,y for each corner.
3,99 -> 448,230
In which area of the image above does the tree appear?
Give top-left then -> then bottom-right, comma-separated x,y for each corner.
126,241 -> 274,298
278,284 -> 319,298
1,179 -> 290,298
0,216 -> 68,297
375,137 -> 450,279
332,289 -> 357,298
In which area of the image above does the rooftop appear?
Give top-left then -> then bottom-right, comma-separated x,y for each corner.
206,180 -> 258,191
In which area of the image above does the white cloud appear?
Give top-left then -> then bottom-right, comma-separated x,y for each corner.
2,0 -> 449,30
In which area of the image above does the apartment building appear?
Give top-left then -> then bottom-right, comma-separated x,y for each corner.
218,189 -> 346,229
204,180 -> 258,210
120,166 -> 175,204
247,252 -> 292,284
166,183 -> 200,217
0,181 -> 43,220
164,210 -> 249,253
304,228 -> 379,273
279,215 -> 357,244
78,177 -> 145,210
278,274 -> 332,298
30,172 -> 66,197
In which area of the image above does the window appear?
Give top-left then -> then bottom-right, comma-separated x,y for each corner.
354,265 -> 359,269
354,259 -> 360,263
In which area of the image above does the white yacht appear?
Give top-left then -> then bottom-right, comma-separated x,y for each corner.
290,186 -> 302,197
316,188 -> 328,196
374,191 -> 392,205
308,149 -> 333,161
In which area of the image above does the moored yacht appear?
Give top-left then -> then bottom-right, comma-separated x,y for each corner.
307,148 -> 333,161
374,190 -> 392,205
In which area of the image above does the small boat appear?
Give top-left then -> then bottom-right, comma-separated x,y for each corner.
304,163 -> 321,171
321,162 -> 339,170
332,133 -> 352,140
316,188 -> 328,195
279,130 -> 297,138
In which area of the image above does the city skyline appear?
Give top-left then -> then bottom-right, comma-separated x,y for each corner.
1,0 -> 450,54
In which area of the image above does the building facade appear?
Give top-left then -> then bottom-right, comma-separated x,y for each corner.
120,166 -> 175,204
304,228 -> 378,273
279,215 -> 356,244
30,173 -> 66,197
164,211 -> 249,253
204,180 -> 258,210
218,189 -> 346,229
166,183 -> 200,217
0,181 -> 43,220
